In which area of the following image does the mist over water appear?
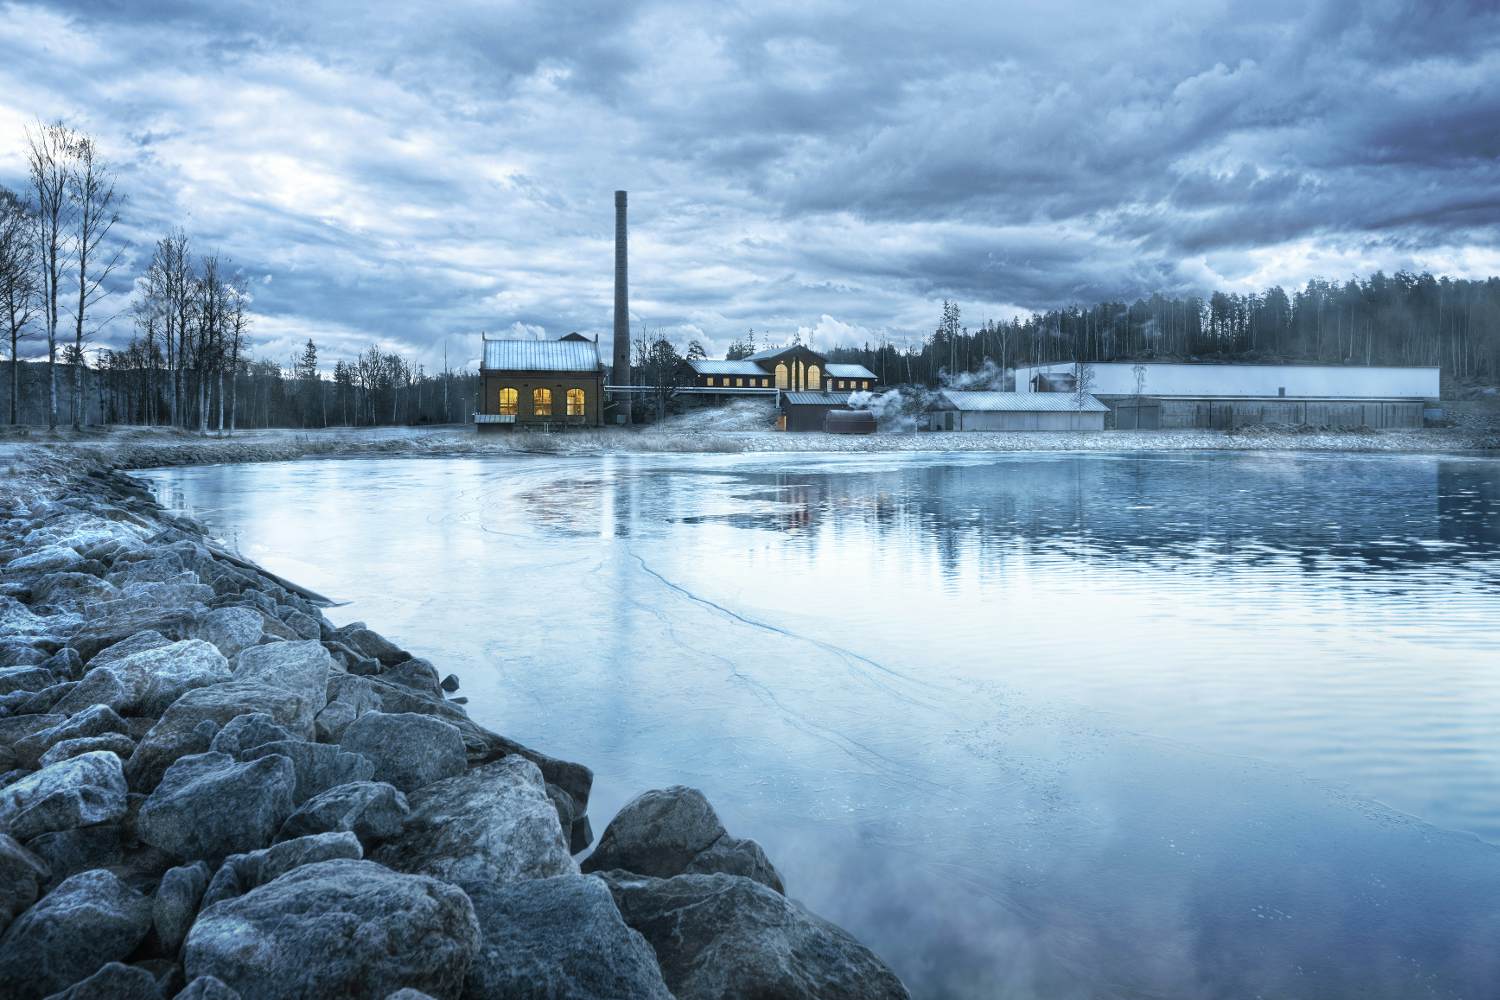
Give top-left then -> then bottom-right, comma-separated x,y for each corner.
141,451 -> 1500,999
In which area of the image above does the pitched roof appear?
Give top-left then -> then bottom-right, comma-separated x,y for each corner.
824,363 -> 877,380
781,391 -> 851,405
744,343 -> 825,363
482,339 -> 600,373
935,390 -> 1109,413
687,359 -> 768,376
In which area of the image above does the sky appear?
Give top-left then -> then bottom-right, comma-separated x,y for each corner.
0,0 -> 1497,370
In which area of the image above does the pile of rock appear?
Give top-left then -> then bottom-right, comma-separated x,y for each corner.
0,457 -> 908,999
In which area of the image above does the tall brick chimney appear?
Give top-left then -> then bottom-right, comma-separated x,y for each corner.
612,191 -> 631,421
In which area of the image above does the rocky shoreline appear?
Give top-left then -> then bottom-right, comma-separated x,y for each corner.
0,451 -> 910,999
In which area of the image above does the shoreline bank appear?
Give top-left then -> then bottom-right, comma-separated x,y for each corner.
0,448 -> 910,998
3,421 -> 1496,475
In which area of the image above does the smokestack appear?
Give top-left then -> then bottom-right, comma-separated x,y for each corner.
612,191 -> 631,402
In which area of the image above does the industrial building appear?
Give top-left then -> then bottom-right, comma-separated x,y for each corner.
779,391 -> 856,431
1014,362 -> 1440,429
474,335 -> 604,430
925,391 -> 1108,431
684,344 -> 878,394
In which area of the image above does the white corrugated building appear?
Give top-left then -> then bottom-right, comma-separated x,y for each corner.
925,391 -> 1108,431
1013,362 -> 1440,429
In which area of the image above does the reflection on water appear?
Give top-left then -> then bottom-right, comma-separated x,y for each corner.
142,451 -> 1500,1000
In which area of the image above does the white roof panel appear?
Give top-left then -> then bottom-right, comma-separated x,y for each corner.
481,339 -> 600,372
936,391 -> 1109,413
1016,362 -> 1439,399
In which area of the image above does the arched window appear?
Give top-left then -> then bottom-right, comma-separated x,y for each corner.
533,387 -> 552,416
774,363 -> 788,389
498,387 -> 518,415
806,364 -> 821,391
566,388 -> 585,416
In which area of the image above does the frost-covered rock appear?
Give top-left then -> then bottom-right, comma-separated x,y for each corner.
372,756 -> 574,893
0,751 -> 127,842
136,751 -> 295,862
23,824 -> 125,890
338,712 -> 464,793
462,874 -> 671,1000
13,706 -> 130,770
0,868 -> 153,1000
152,861 -> 210,956
337,626 -> 407,666
602,872 -> 911,1000
37,733 -> 137,770
189,609 -> 262,660
87,631 -> 170,670
7,545 -> 83,575
125,681 -> 317,790
0,666 -> 57,696
183,859 -> 479,1000
206,713 -> 294,757
239,740 -> 374,805
29,574 -> 120,612
39,960 -> 163,999
53,640 -> 230,718
581,785 -> 783,893
276,780 -> 409,846
0,833 -> 49,935
174,976 -> 239,1000
199,831 -> 362,908
231,642 -> 329,726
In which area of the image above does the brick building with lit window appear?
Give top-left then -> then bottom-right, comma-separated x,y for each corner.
684,344 -> 877,394
474,334 -> 604,430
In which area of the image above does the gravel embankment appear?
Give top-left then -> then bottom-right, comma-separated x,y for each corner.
0,450 -> 910,999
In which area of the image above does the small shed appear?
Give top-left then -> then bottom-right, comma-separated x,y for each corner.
779,391 -> 851,432
926,390 -> 1107,431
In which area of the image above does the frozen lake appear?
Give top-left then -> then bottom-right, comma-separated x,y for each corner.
140,450 -> 1500,999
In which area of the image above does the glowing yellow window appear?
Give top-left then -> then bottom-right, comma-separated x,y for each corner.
533,388 -> 552,416
806,364 -> 820,390
736,378 -> 744,387
498,387 -> 518,415
775,363 -> 788,389
566,388 -> 585,416
706,376 -> 715,386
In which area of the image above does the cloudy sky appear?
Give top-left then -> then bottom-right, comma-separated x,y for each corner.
1,0 -> 1497,369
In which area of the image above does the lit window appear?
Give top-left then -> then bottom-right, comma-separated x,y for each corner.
498,387 -> 518,415
736,378 -> 744,387
807,364 -> 821,390
775,363 -> 788,388
566,388 -> 585,416
533,387 -> 552,416
706,376 -> 715,386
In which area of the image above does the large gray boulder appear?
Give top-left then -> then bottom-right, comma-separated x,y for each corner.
0,751 -> 127,842
7,545 -> 83,574
200,831 -> 363,908
53,641 -> 230,718
87,631 -> 170,670
188,609 -> 262,660
582,785 -> 784,892
276,781 -> 409,846
0,666 -> 56,696
0,868 -> 153,1000
152,861 -> 210,956
183,859 -> 480,1000
66,606 -> 200,663
22,823 -> 126,889
372,757 -> 574,894
462,875 -> 671,1000
231,642 -> 329,725
136,752 -> 295,862
239,740 -> 374,805
37,960 -> 163,999
125,681 -> 317,790
0,834 -> 50,935
173,976 -> 239,1000
338,712 -> 464,793
29,573 -> 120,612
602,872 -> 910,1000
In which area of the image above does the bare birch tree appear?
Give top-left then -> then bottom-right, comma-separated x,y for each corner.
1,187 -> 38,424
26,121 -> 76,430
67,132 -> 124,429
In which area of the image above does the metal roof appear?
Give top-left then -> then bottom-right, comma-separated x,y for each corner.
824,363 -> 877,380
744,344 -> 817,362
935,390 -> 1109,413
481,338 -> 600,372
1014,362 -> 1440,399
687,359 -> 768,376
781,391 -> 851,406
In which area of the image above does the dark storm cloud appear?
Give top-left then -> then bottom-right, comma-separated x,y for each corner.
0,0 -> 1495,367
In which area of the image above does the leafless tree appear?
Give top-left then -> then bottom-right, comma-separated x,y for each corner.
225,276 -> 248,434
67,132 -> 125,429
1,186 -> 39,424
26,120 -> 77,430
